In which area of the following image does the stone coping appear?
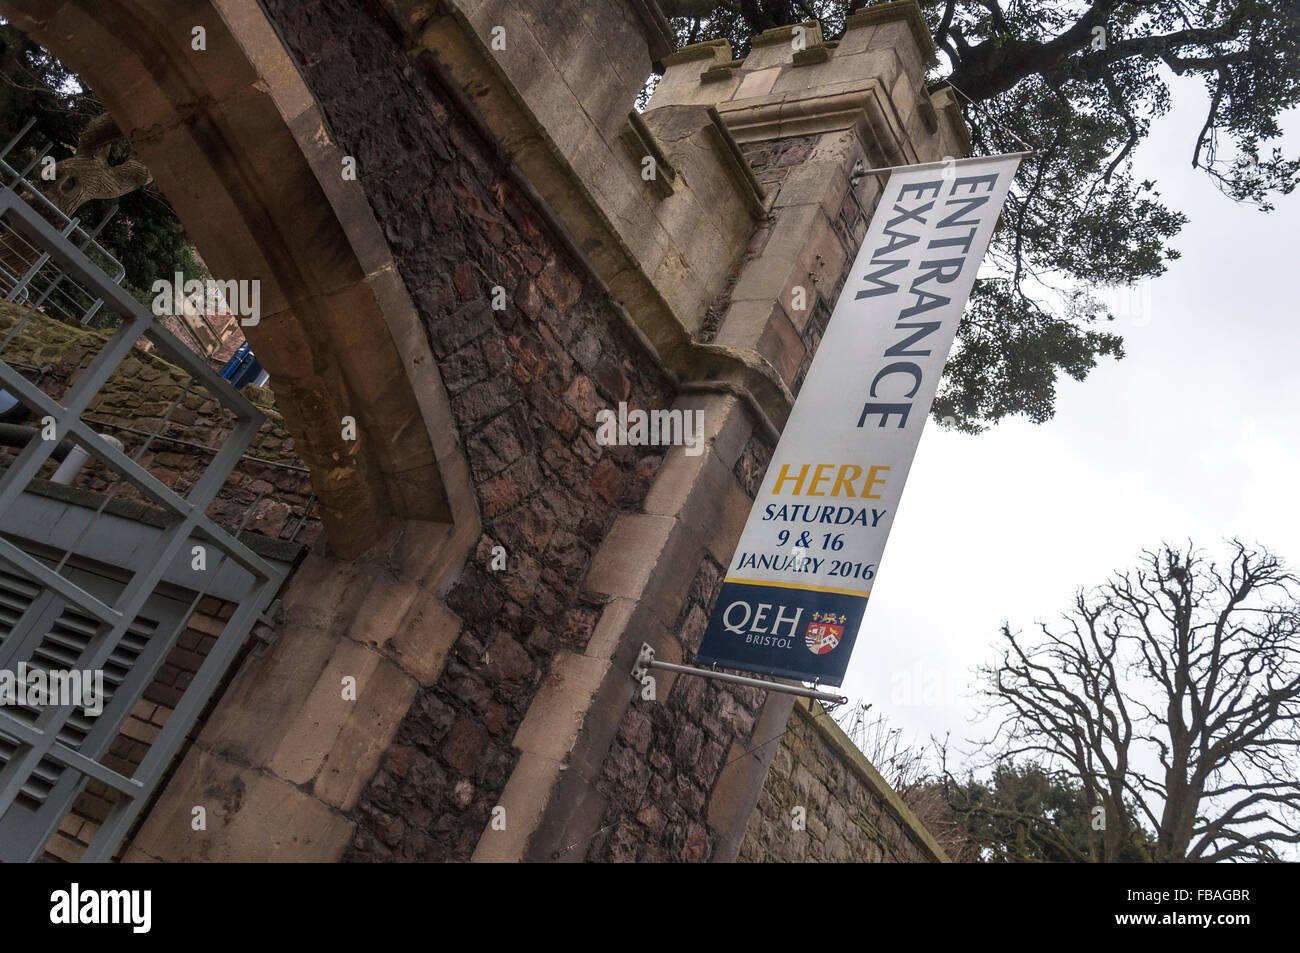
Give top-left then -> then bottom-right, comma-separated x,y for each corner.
20,476 -> 305,565
844,0 -> 939,67
627,0 -> 677,61
704,106 -> 768,218
662,37 -> 732,66
749,20 -> 823,48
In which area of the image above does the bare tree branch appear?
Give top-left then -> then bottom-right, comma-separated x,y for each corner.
975,540 -> 1300,861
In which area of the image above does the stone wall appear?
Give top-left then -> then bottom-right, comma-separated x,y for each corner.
739,701 -> 947,862
248,0 -> 681,861
587,547 -> 764,862
52,0 -> 963,864
0,303 -> 320,547
735,135 -> 876,396
242,0 -> 954,863
222,0 -> 819,865
567,12 -> 945,862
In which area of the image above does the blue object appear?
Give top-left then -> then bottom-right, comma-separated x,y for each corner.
695,580 -> 866,687
219,342 -> 263,389
0,388 -> 23,422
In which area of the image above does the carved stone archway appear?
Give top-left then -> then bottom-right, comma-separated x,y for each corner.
2,0 -> 476,557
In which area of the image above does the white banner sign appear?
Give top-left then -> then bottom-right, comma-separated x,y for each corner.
696,153 -> 1022,686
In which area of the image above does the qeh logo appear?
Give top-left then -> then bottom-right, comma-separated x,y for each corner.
805,610 -> 846,655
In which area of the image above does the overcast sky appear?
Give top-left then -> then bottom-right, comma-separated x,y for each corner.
839,76 -> 1300,771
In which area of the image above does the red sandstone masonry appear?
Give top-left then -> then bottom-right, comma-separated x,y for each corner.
256,0 -> 830,864
261,0 -> 680,861
527,5 -> 963,863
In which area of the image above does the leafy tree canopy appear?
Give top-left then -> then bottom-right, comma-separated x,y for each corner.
940,762 -> 1157,861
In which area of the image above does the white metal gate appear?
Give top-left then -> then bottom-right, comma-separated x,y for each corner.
0,129 -> 283,862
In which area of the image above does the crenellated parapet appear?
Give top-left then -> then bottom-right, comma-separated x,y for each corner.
651,2 -> 966,161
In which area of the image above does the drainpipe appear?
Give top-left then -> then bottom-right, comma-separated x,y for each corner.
0,422 -> 123,484
50,432 -> 124,485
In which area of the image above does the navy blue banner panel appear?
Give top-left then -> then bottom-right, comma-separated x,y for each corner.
694,580 -> 868,686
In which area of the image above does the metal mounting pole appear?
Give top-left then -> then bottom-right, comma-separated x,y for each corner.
631,643 -> 848,705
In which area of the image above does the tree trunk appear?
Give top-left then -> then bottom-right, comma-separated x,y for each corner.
36,111 -> 152,216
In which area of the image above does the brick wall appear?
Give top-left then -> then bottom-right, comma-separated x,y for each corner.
739,701 -> 947,863
42,595 -> 249,862
1,296 -> 313,863
0,302 -> 320,547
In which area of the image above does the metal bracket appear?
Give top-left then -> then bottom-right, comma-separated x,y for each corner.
630,642 -> 848,705
631,642 -> 655,682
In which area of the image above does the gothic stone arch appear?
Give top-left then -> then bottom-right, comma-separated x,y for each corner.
1,0 -> 477,558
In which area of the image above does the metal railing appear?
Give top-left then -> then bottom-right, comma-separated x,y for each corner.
0,136 -> 283,862
0,118 -> 127,328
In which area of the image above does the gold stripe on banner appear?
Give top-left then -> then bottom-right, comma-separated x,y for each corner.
724,577 -> 872,599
